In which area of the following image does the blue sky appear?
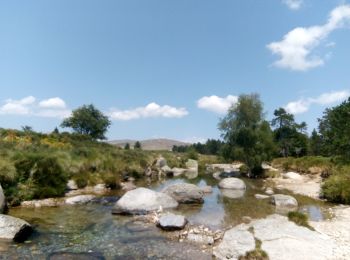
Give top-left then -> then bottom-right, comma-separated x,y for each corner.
1,0 -> 349,142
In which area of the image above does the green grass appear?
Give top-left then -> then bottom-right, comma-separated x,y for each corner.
239,239 -> 269,260
321,166 -> 350,204
287,211 -> 314,231
272,156 -> 333,174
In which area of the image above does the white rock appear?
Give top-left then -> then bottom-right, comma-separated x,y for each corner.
218,178 -> 246,190
255,194 -> 270,199
187,233 -> 214,245
271,194 -> 298,208
65,195 -> 96,205
0,214 -> 32,242
284,172 -> 303,180
158,213 -> 187,230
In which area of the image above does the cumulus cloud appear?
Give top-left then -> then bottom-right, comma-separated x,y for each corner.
285,90 -> 350,114
0,96 -> 70,118
197,95 -> 238,114
267,5 -> 350,71
39,97 -> 66,109
110,102 -> 188,121
282,0 -> 303,10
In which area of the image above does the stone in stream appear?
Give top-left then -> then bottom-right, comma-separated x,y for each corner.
271,194 -> 298,208
112,187 -> 178,215
213,224 -> 255,260
0,214 -> 33,242
221,189 -> 245,199
162,183 -> 204,204
65,195 -> 96,205
218,178 -> 246,190
0,184 -> 5,213
157,213 -> 188,231
48,252 -> 105,260
255,194 -> 270,199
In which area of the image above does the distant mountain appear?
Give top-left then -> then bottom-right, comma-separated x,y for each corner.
109,138 -> 190,151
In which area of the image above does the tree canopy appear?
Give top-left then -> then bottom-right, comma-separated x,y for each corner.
61,104 -> 111,140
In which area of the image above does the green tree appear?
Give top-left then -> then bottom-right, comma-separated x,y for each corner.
61,104 -> 111,140
124,143 -> 130,150
219,94 -> 275,176
309,129 -> 322,156
134,141 -> 142,150
318,97 -> 350,160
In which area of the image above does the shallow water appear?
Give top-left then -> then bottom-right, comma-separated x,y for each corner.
0,173 -> 331,259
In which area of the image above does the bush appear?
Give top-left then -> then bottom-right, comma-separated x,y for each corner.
321,166 -> 350,204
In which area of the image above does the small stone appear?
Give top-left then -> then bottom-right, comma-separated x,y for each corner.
157,213 -> 187,231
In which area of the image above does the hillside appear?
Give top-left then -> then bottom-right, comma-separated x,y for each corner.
109,138 -> 190,151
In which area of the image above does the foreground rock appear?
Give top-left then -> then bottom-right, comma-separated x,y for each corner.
0,214 -> 33,242
214,214 -> 335,260
48,252 -> 105,260
163,183 -> 204,204
65,195 -> 96,205
112,187 -> 178,215
218,178 -> 246,190
0,184 -> 5,213
213,224 -> 255,260
157,213 -> 187,231
271,194 -> 298,208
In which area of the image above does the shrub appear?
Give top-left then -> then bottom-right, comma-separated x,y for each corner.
321,166 -> 350,204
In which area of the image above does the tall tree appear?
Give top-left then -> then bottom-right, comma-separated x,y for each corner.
219,94 -> 275,175
61,104 -> 111,140
318,97 -> 350,160
134,141 -> 142,150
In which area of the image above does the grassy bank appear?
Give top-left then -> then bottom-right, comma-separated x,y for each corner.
0,128 -> 220,206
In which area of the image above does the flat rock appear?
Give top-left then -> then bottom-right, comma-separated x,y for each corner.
157,213 -> 187,231
251,214 -> 335,260
271,194 -> 298,208
255,194 -> 270,199
112,187 -> 178,215
213,224 -> 255,260
163,183 -> 204,204
218,178 -> 246,190
0,214 -> 33,242
48,252 -> 105,260
0,184 -> 5,213
65,195 -> 96,205
284,172 -> 303,180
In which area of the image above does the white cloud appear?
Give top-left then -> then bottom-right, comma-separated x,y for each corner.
285,90 -> 350,114
197,95 -> 238,114
0,96 -> 71,118
282,0 -> 303,10
110,102 -> 188,120
39,97 -> 66,109
267,5 -> 350,71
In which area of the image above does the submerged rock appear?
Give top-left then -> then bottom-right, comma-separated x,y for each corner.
0,214 -> 33,242
48,252 -> 105,260
162,183 -> 204,204
65,195 -> 96,205
221,189 -> 245,199
0,184 -> 5,213
213,224 -> 255,260
157,213 -> 187,231
218,178 -> 246,190
112,187 -> 178,215
271,194 -> 298,208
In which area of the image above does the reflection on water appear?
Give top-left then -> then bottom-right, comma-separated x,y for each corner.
1,173 -> 330,259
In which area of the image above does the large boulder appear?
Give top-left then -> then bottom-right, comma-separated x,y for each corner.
0,214 -> 33,242
157,213 -> 187,231
0,184 -> 5,213
162,183 -> 204,204
271,194 -> 298,208
213,224 -> 255,260
218,178 -> 246,190
112,187 -> 178,215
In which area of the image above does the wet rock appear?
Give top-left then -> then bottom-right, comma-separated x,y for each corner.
162,183 -> 204,204
0,184 -> 5,213
0,214 -> 33,242
252,214 -> 335,260
221,189 -> 245,199
213,224 -> 255,260
65,195 -> 96,205
66,180 -> 78,190
255,194 -> 270,199
157,213 -> 187,231
218,178 -> 246,190
200,186 -> 213,194
271,194 -> 298,208
187,233 -> 214,245
48,252 -> 105,260
283,172 -> 303,180
112,187 -> 178,215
